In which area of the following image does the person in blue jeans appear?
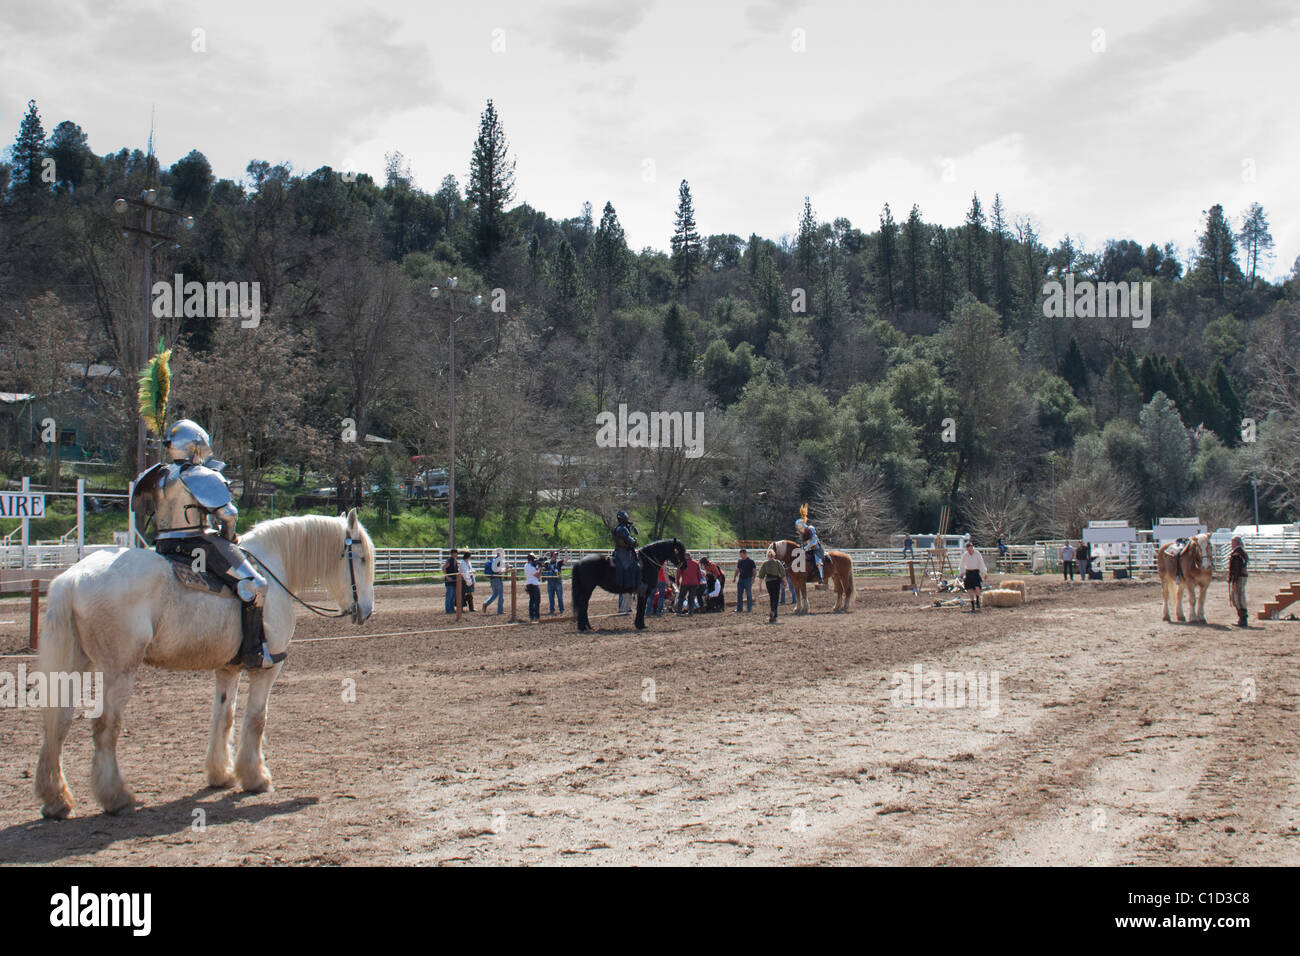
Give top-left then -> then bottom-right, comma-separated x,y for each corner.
483,548 -> 507,614
443,549 -> 459,613
544,550 -> 565,614
734,549 -> 755,612
780,573 -> 794,605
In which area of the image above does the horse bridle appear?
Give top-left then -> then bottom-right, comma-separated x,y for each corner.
240,532 -> 363,622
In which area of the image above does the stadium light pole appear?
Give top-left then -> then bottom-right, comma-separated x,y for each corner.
429,278 -> 484,552
1250,438 -> 1260,533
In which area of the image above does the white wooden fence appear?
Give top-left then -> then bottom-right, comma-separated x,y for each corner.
5,538 -> 1296,584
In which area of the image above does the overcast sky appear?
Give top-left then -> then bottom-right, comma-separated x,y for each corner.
3,0 -> 1297,278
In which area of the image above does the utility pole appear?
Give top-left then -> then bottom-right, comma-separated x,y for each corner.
429,277 -> 484,551
112,189 -> 195,543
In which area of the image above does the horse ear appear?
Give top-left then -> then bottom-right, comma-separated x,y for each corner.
346,507 -> 359,531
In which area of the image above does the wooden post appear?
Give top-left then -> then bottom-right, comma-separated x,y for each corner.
908,560 -> 916,592
29,579 -> 40,650
510,568 -> 517,622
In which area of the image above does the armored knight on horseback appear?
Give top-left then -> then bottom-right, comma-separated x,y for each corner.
129,344 -> 274,668
794,504 -> 827,588
612,510 -> 640,590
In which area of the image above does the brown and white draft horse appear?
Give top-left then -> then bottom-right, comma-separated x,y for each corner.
770,539 -> 855,614
1157,531 -> 1213,623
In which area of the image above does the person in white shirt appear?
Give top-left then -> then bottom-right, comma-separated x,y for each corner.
524,553 -> 542,621
457,551 -> 477,611
959,541 -> 988,612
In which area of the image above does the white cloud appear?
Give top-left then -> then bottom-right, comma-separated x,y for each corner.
2,0 -> 1296,277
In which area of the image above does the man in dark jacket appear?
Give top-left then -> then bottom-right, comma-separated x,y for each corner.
735,549 -> 756,612
1228,536 -> 1249,627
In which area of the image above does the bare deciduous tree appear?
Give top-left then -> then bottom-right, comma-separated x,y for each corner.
811,465 -> 897,547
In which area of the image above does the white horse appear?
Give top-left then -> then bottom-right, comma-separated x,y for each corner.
35,510 -> 375,819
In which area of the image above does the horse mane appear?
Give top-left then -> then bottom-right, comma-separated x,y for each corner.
241,514 -> 372,594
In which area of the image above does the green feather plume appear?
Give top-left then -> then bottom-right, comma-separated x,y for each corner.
137,337 -> 171,436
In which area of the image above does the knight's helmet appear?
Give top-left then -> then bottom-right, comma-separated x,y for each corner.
795,502 -> 810,535
616,510 -> 631,525
165,419 -> 212,465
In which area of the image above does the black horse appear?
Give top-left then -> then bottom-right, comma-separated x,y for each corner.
572,538 -> 687,631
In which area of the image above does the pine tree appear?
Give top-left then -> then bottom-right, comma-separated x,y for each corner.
1059,337 -> 1090,399
1211,361 -> 1242,440
795,196 -> 819,283
1194,203 -> 1240,304
670,179 -> 702,295
1236,202 -> 1274,289
931,226 -> 956,318
876,203 -> 898,317
662,303 -> 693,378
467,99 -> 516,265
46,120 -> 89,191
962,192 -> 987,300
989,194 -> 1013,322
10,99 -> 46,197
902,204 -> 926,312
589,201 -> 630,311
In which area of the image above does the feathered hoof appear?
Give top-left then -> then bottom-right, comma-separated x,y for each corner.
101,792 -> 136,815
41,800 -> 73,821
206,773 -> 237,790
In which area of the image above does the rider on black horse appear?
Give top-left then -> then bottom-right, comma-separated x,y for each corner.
613,511 -> 640,590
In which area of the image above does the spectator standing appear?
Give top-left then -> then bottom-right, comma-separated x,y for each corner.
652,565 -> 668,616
758,547 -> 788,623
676,553 -> 702,615
483,548 -> 508,615
959,541 -> 988,612
735,549 -> 756,612
1077,541 -> 1091,580
524,553 -> 542,622
443,549 -> 459,614
1060,541 -> 1076,581
903,534 -> 914,558
458,551 -> 477,611
544,550 -> 566,614
1228,535 -> 1250,627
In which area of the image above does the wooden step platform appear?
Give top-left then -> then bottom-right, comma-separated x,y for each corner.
1258,581 -> 1300,620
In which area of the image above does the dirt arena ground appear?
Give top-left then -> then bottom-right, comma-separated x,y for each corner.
1,572 -> 1297,865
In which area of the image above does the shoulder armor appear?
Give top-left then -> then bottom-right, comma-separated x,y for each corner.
179,464 -> 233,509
130,462 -> 167,515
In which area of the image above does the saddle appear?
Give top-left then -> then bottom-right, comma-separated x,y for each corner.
162,550 -> 234,597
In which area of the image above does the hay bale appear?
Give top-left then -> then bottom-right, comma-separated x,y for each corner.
983,588 -> 1024,608
999,578 -> 1028,600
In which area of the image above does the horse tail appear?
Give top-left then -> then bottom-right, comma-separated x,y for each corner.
36,573 -> 82,813
842,556 -> 855,606
38,574 -> 80,682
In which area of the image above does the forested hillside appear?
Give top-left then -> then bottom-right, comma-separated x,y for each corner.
3,97 -> 1298,544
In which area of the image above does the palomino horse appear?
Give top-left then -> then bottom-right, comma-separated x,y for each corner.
1157,531 -> 1212,624
572,538 -> 687,631
35,511 -> 375,819
770,540 -> 855,614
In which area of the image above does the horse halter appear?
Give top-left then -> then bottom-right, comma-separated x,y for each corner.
341,533 -> 363,624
